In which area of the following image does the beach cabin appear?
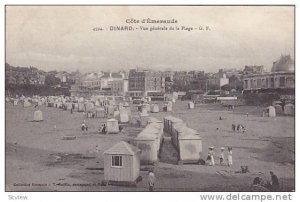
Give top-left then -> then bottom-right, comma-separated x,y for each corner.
143,104 -> 151,112
151,104 -> 159,113
56,102 -> 63,108
140,111 -> 149,127
107,105 -> 115,116
137,104 -> 143,112
177,128 -> 202,164
95,108 -> 105,118
118,103 -> 124,110
107,118 -> 119,134
103,141 -> 141,185
169,117 -> 184,136
78,103 -> 85,112
188,101 -> 195,109
147,116 -> 160,124
267,106 -> 276,117
78,97 -> 85,103
163,116 -> 173,133
13,100 -> 18,106
85,102 -> 94,112
113,110 -> 120,119
284,103 -> 295,116
23,101 -> 32,108
143,124 -> 163,151
274,104 -> 283,115
66,103 -> 73,110
95,100 -> 100,106
73,103 -> 79,110
167,101 -> 172,111
37,100 -> 43,106
172,123 -> 188,147
119,109 -> 129,123
33,110 -> 43,122
134,132 -> 158,164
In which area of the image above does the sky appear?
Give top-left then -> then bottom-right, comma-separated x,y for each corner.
6,6 -> 294,73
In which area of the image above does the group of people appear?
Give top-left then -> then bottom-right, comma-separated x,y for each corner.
232,124 -> 246,133
81,120 -> 124,135
81,120 -> 88,131
98,123 -> 107,134
252,171 -> 280,191
207,147 -> 233,166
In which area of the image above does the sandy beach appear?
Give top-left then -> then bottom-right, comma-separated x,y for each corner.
5,101 -> 295,191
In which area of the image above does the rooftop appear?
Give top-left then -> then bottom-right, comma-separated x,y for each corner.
271,55 -> 294,73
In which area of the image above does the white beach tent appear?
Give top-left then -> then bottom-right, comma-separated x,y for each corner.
107,105 -> 115,116
95,100 -> 100,106
85,102 -> 94,112
167,101 -> 173,111
13,99 -> 18,106
140,110 -> 149,127
274,104 -> 283,115
267,106 -> 276,117
284,103 -> 295,116
172,123 -> 188,147
107,118 -> 119,134
151,104 -> 159,113
143,104 -> 151,112
113,110 -> 120,118
66,102 -> 73,110
119,109 -> 129,123
23,101 -> 32,108
169,116 -> 184,136
33,110 -> 43,122
95,107 -> 105,118
177,128 -> 202,164
134,132 -> 158,164
188,101 -> 195,109
78,103 -> 85,112
118,103 -> 124,110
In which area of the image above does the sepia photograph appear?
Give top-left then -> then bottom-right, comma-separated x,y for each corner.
5,5 -> 295,192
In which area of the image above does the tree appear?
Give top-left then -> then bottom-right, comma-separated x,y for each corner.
229,75 -> 243,92
221,84 -> 230,91
45,74 -> 61,86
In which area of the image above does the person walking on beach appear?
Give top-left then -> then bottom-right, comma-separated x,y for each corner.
227,147 -> 233,167
207,147 -> 215,166
220,147 -> 225,165
232,124 -> 236,132
148,170 -> 156,191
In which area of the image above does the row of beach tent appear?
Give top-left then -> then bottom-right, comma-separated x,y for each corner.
164,116 -> 202,164
134,117 -> 164,165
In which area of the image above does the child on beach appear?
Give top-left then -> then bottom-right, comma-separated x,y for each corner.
227,147 -> 233,167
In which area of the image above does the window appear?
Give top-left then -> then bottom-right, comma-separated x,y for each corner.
279,77 -> 285,87
111,155 -> 123,167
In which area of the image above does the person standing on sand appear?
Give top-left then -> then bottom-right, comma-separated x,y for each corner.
148,170 -> 156,191
207,147 -> 215,166
227,147 -> 233,167
220,147 -> 225,165
232,124 -> 236,132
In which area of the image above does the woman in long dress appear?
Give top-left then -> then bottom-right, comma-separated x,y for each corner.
207,147 -> 215,166
227,147 -> 233,167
